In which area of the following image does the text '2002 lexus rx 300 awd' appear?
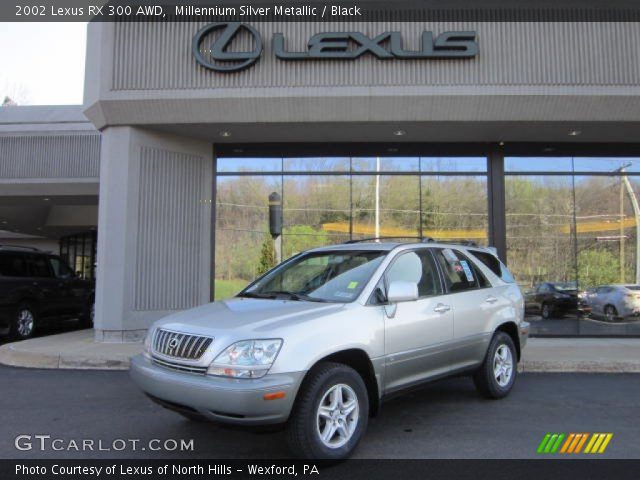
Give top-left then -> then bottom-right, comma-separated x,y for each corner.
130,239 -> 529,459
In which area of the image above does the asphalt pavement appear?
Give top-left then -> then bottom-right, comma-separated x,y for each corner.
0,366 -> 637,459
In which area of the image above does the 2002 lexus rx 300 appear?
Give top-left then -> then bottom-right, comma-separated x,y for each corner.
130,240 -> 529,459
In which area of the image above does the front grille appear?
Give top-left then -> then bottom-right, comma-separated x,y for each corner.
151,357 -> 208,375
152,329 -> 213,360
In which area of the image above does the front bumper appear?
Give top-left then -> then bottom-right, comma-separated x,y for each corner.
130,355 -> 305,425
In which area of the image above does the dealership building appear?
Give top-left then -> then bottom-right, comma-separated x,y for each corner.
3,16 -> 640,341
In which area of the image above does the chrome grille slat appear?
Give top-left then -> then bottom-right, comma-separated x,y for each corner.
152,329 -> 213,360
151,357 -> 207,375
184,336 -> 198,358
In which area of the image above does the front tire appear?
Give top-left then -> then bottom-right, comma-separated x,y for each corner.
10,304 -> 36,340
541,302 -> 552,319
473,332 -> 517,399
604,305 -> 618,322
286,362 -> 369,460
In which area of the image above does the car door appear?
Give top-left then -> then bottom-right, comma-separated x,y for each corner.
432,248 -> 503,370
381,249 -> 453,392
535,283 -> 552,312
24,253 -> 61,319
48,256 -> 86,316
593,286 -> 611,316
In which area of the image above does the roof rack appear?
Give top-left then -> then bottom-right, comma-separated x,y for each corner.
441,240 -> 480,247
345,236 -> 424,244
0,244 -> 41,252
344,237 -> 485,246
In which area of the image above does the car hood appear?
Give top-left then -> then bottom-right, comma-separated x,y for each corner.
153,297 -> 345,336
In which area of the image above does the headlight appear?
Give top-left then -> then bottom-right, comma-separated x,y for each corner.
142,329 -> 154,359
207,339 -> 283,379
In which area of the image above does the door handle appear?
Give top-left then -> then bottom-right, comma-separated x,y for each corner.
434,303 -> 451,314
486,296 -> 499,304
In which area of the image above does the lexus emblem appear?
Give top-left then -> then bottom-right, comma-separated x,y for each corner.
168,338 -> 180,350
192,22 -> 263,72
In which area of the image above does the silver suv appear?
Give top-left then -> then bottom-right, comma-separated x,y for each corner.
130,240 -> 529,459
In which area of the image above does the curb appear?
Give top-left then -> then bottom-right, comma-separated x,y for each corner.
519,360 -> 640,373
0,343 -> 134,371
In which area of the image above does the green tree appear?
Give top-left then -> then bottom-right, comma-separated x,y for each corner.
283,225 -> 329,258
257,236 -> 276,276
578,249 -> 620,289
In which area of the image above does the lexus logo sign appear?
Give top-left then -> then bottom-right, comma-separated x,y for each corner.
193,22 -> 478,73
193,22 -> 263,72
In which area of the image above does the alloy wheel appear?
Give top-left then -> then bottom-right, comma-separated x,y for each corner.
17,309 -> 35,338
605,306 -> 617,322
493,344 -> 513,387
316,383 -> 359,449
542,304 -> 550,319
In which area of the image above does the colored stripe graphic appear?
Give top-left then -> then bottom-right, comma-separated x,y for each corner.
585,433 -> 614,454
539,433 -> 613,454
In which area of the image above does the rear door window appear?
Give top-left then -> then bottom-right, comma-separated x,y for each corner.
0,252 -> 28,277
26,254 -> 53,278
434,248 -> 489,292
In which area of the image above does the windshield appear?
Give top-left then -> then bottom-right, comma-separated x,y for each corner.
239,250 -> 388,303
552,282 -> 577,292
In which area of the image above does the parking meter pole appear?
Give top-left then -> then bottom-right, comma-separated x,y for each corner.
269,192 -> 283,265
274,235 -> 282,265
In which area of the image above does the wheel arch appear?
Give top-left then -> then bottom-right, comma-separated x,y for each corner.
495,321 -> 521,361
303,349 -> 380,418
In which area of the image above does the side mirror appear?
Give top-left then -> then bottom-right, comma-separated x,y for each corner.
387,281 -> 419,303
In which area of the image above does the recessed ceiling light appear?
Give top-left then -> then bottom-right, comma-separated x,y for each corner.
1,221 -> 7,224
219,131 -> 232,138
36,227 -> 42,231
43,198 -> 50,201
498,141 -> 505,146
393,130 -> 406,136
568,130 -> 582,136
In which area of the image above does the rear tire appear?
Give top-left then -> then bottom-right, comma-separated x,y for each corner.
541,303 -> 552,319
79,301 -> 94,328
473,332 -> 517,399
286,362 -> 368,460
10,303 -> 36,340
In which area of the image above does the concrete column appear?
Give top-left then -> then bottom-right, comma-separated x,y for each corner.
94,127 -> 212,342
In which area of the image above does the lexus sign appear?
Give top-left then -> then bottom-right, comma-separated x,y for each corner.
193,22 -> 479,72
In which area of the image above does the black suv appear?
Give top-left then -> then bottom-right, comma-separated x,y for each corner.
0,246 -> 94,340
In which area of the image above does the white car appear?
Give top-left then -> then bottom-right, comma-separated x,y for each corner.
583,285 -> 640,322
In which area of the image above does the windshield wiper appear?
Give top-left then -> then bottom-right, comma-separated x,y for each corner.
258,290 -> 330,302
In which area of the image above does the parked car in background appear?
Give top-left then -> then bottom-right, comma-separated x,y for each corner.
0,245 -> 94,339
524,282 -> 588,319
131,240 -> 528,460
582,285 -> 640,322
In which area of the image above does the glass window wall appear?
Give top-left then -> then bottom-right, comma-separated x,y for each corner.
506,157 -> 640,336
215,157 -> 488,299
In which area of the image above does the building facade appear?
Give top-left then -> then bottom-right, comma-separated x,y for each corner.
3,17 -> 640,340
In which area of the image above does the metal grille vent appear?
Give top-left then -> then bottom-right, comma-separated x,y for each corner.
151,357 -> 208,375
152,329 -> 213,360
